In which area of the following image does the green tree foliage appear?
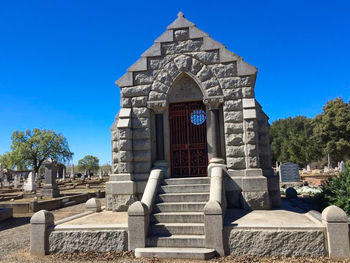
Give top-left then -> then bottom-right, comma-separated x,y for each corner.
313,98 -> 350,164
0,151 -> 28,170
270,116 -> 321,167
8,129 -> 73,173
315,166 -> 350,215
78,155 -> 99,174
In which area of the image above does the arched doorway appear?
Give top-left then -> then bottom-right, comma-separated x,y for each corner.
168,74 -> 208,177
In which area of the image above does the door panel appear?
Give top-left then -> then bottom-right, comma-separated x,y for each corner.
169,101 -> 208,177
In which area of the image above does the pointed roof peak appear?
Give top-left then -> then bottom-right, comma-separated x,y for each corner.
177,11 -> 184,18
167,12 -> 195,30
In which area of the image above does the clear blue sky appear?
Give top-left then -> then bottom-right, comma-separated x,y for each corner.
0,0 -> 349,165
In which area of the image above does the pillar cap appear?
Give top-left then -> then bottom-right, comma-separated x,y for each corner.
128,201 -> 148,216
85,198 -> 102,212
322,205 -> 348,223
204,200 -> 222,215
30,210 -> 54,224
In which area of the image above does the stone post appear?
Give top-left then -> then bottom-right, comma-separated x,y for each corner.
128,201 -> 148,250
204,200 -> 224,256
204,97 -> 224,164
30,210 -> 54,255
322,205 -> 350,258
85,198 -> 102,212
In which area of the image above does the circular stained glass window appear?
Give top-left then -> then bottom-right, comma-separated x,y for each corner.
190,109 -> 206,125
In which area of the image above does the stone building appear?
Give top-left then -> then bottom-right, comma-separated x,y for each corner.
107,12 -> 280,211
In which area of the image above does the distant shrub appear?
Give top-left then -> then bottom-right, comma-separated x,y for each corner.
315,166 -> 350,215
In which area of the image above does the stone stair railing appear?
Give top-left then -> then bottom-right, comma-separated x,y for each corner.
204,165 -> 226,256
128,169 -> 164,250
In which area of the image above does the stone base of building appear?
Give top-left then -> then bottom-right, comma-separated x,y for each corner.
105,177 -> 138,211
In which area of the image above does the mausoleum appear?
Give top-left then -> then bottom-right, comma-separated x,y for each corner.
107,12 -> 280,212
30,13 -> 350,260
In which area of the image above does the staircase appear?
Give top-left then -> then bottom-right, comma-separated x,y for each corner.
135,177 -> 216,260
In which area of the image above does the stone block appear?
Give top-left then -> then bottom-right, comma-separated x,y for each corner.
133,139 -> 151,151
106,193 -> 137,211
196,66 -> 213,82
112,130 -> 118,141
133,150 -> 152,162
106,180 -> 136,195
223,100 -> 242,111
225,123 -> 243,134
174,55 -> 192,71
118,128 -> 132,139
155,30 -> 174,43
243,109 -> 257,119
224,111 -> 243,123
241,191 -> 271,210
134,71 -> 154,85
133,128 -> 151,139
119,108 -> 132,118
241,176 -> 268,192
117,118 -> 131,128
192,51 -> 219,64
211,63 -> 236,78
149,91 -> 166,100
142,42 -> 162,57
127,57 -> 147,72
246,144 -> 257,156
226,146 -> 245,157
245,131 -> 256,144
246,120 -> 256,131
206,86 -> 222,96
191,58 -> 204,75
132,118 -> 150,129
189,26 -> 209,39
242,86 -> 254,98
132,107 -> 150,118
119,151 -> 133,162
227,157 -> 245,169
242,98 -> 256,108
237,59 -> 257,76
109,174 -> 133,181
202,36 -> 225,51
134,162 -> 152,173
131,97 -> 148,107
118,162 -> 133,173
162,39 -> 202,55
222,88 -> 242,100
119,139 -> 132,151
247,156 -> 258,168
112,152 -> 118,163
116,72 -> 133,87
219,48 -> 240,63
121,98 -> 131,107
121,85 -> 151,98
226,133 -> 244,146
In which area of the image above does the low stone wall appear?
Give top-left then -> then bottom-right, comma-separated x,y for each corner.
223,227 -> 327,257
49,229 -> 128,253
0,207 -> 13,221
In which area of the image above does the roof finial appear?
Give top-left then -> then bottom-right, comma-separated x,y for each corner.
177,11 -> 184,18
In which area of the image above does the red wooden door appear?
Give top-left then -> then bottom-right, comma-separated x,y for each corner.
169,101 -> 208,177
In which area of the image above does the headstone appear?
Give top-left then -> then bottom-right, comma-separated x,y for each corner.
339,161 -> 345,173
279,162 -> 300,183
307,164 -> 311,172
324,166 -> 329,173
81,175 -> 86,182
13,175 -> 19,188
41,161 -> 59,198
56,170 -> 59,179
63,167 -> 66,178
23,172 -> 36,192
70,164 -> 75,179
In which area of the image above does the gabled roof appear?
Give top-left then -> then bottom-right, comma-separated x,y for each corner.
116,12 -> 257,87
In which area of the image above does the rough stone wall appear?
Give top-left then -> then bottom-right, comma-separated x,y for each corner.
256,103 -> 272,170
223,228 -> 327,257
49,230 -> 128,253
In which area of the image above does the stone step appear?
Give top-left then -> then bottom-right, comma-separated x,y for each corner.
146,235 -> 205,248
158,184 -> 210,194
156,192 -> 209,203
135,247 -> 216,260
149,223 -> 205,235
162,177 -> 210,185
151,212 -> 204,223
153,202 -> 206,213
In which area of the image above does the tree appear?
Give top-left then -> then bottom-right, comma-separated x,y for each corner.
0,151 -> 28,170
313,98 -> 350,164
270,116 -> 321,167
78,155 -> 99,174
8,129 -> 73,173
315,166 -> 350,215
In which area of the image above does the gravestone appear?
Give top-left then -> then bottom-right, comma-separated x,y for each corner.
279,162 -> 300,184
307,165 -> 311,172
41,161 -> 59,198
70,164 -> 75,179
13,175 -> 19,188
23,172 -> 36,192
339,161 -> 345,173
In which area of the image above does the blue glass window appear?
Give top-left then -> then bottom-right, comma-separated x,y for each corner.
190,109 -> 206,125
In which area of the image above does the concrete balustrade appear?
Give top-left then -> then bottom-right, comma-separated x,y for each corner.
204,166 -> 226,256
128,169 -> 163,250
